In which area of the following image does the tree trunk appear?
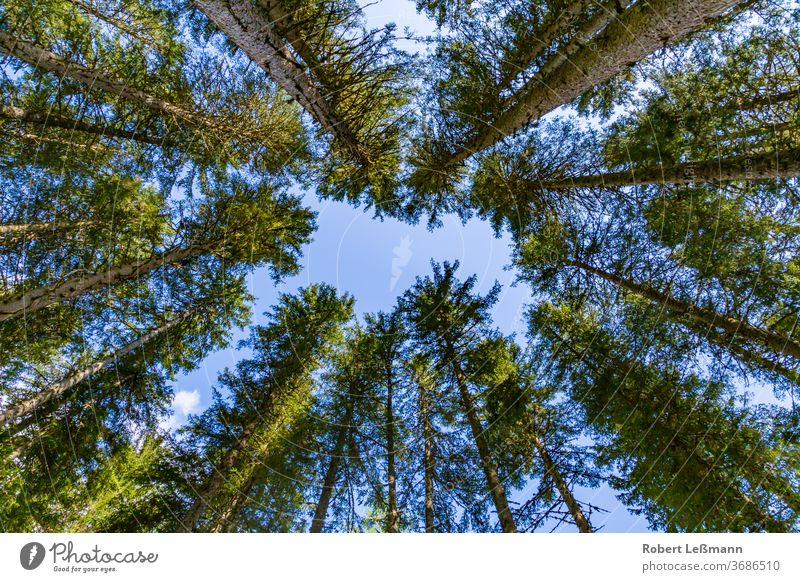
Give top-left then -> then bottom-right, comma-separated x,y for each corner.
450,354 -> 517,532
687,322 -> 800,387
530,429 -> 592,532
0,32 -> 239,136
385,368 -> 399,533
0,220 -> 96,238
0,104 -> 171,147
0,311 -> 192,426
180,417 -> 259,532
539,147 -> 800,190
567,258 -> 800,361
309,392 -> 354,533
449,0 -> 739,164
209,471 -> 258,533
0,243 -> 210,321
192,0 -> 363,160
496,0 -> 594,94
417,370 -> 435,533
501,0 -> 630,102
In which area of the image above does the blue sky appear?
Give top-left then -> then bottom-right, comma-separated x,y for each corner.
165,0 -> 651,532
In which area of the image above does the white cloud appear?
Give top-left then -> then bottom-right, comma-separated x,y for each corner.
172,390 -> 201,416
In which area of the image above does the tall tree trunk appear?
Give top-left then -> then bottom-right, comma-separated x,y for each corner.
0,311 -> 192,426
0,243 -> 211,321
566,258 -> 800,361
180,417 -> 259,532
0,32 -> 240,136
209,471 -> 258,533
0,104 -> 171,147
309,392 -> 355,533
192,0 -> 363,160
417,370 -> 435,533
0,220 -> 96,238
496,0 -> 595,94
538,147 -> 800,190
385,368 -> 399,533
450,353 -> 517,532
500,0 -> 630,102
530,429 -> 592,532
687,322 -> 800,387
448,0 -> 739,165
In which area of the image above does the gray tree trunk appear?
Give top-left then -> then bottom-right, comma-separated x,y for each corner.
0,312 -> 192,426
568,258 -> 800,361
450,0 -> 740,164
539,147 -> 800,189
0,244 -> 210,321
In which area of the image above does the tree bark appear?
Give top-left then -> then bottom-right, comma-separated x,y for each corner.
385,368 -> 399,533
417,369 -> 435,533
449,0 -> 740,164
0,220 -> 96,237
0,311 -> 192,426
530,429 -> 592,532
567,258 -> 800,361
0,104 -> 171,147
538,147 -> 800,190
180,417 -> 259,532
0,243 -> 211,321
496,0 -> 594,94
450,354 -> 517,532
0,32 -> 238,136
309,392 -> 355,533
687,322 -> 800,387
192,0 -> 363,160
500,0 -> 630,102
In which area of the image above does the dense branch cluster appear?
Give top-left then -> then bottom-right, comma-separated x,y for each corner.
0,0 -> 798,532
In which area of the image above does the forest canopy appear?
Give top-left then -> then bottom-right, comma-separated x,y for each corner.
0,0 -> 799,533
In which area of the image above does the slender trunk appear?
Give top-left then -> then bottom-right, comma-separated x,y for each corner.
450,353 -> 517,532
385,368 -> 399,533
0,243 -> 211,321
496,0 -> 593,94
68,0 -> 156,46
210,471 -> 258,533
192,0 -> 362,159
501,0 -> 630,102
0,32 -> 238,136
0,311 -> 192,426
689,323 -> 800,386
180,417 -> 259,532
567,258 -> 800,361
417,371 -> 435,533
539,147 -> 800,190
0,220 -> 96,237
1,128 -> 109,153
0,104 -> 170,147
310,393 -> 354,533
449,0 -> 739,164
530,430 -> 592,532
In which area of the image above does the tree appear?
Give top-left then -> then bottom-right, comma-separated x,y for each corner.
180,284 -> 354,532
400,260 -> 518,532
192,0 -> 410,216
528,298 -> 799,531
0,177 -> 314,320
